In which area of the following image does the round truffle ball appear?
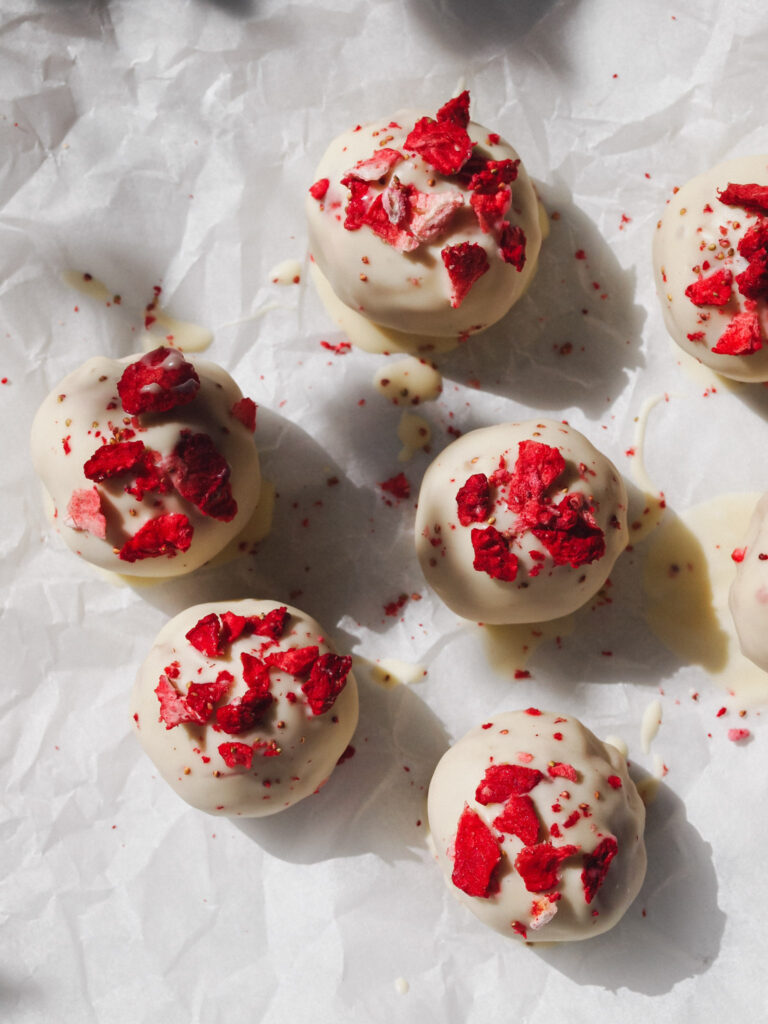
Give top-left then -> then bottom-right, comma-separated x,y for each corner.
306,91 -> 543,345
653,155 -> 768,381
427,709 -> 647,942
131,600 -> 359,817
30,347 -> 261,577
414,420 -> 628,624
730,492 -> 768,671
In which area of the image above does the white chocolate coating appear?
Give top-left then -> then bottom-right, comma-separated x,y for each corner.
307,109 -> 542,340
428,710 -> 646,941
415,420 -> 628,624
653,155 -> 768,381
30,352 -> 261,577
130,600 -> 359,816
730,492 -> 768,672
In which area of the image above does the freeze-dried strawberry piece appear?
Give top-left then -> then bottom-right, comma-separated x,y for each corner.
216,687 -> 273,734
547,762 -> 578,782
220,611 -> 248,643
117,347 -> 200,415
468,159 -> 520,194
499,223 -> 527,270
364,192 -> 420,252
344,180 -> 375,230
735,256 -> 768,300
456,473 -> 491,525
442,242 -> 490,308
475,763 -> 544,803
514,842 -> 579,893
404,117 -> 473,176
506,441 -> 566,507
185,672 -> 233,722
530,493 -> 605,568
493,794 -> 540,846
231,397 -> 257,432
342,148 -> 403,183
302,653 -> 353,715
738,219 -> 768,260
684,269 -> 733,307
253,606 -> 289,641
118,513 -> 193,562
606,775 -> 622,789
264,645 -> 319,676
451,807 -> 501,898
186,613 -> 225,657
66,488 -> 106,539
125,448 -> 170,501
169,430 -> 237,522
380,472 -> 411,500
470,187 -> 512,234
308,178 -> 330,201
471,526 -> 519,582
717,182 -> 768,212
83,440 -> 145,481
218,741 -> 254,769
728,727 -> 751,741
409,189 -> 465,244
155,674 -> 193,728
436,90 -> 470,128
381,177 -> 412,227
581,836 -> 618,904
711,311 -> 762,355
240,652 -> 271,695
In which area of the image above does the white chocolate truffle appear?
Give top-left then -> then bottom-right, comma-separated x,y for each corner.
427,709 -> 646,942
30,348 -> 261,577
653,155 -> 768,381
730,493 -> 768,671
307,91 -> 542,343
130,600 -> 358,817
415,420 -> 628,624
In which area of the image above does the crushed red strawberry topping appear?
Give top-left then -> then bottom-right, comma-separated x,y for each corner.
498,222 -> 527,270
380,472 -> 411,500
456,473 -> 491,525
240,652 -> 271,695
83,440 -> 146,481
712,311 -> 762,355
514,842 -> 579,893
186,613 -> 226,657
66,488 -> 106,539
684,269 -> 733,307
308,178 -> 330,200
218,741 -> 254,769
530,493 -> 606,568
185,673 -> 233,721
606,775 -> 622,789
404,115 -> 473,176
301,653 -> 353,715
441,242 -> 490,308
265,645 -> 319,676
471,525 -> 519,581
451,807 -> 501,898
548,762 -> 578,782
436,90 -> 470,128
475,763 -> 544,804
155,670 -> 232,728
230,397 -> 257,432
117,347 -> 200,415
216,687 -> 273,734
118,513 -> 193,562
493,795 -> 540,846
718,182 -> 768,212
470,187 -> 512,234
581,836 -> 618,903
168,431 -> 237,522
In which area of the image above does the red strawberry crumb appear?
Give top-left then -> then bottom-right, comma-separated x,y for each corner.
475,763 -> 544,804
471,525 -> 518,581
581,836 -> 618,903
301,653 -> 352,715
684,269 -> 733,307
498,223 -> 527,270
436,90 -> 470,128
117,347 -> 200,415
337,744 -> 356,765
728,728 -> 750,741
514,669 -> 531,680
66,488 -> 106,539
548,762 -> 578,782
493,794 -> 540,846
186,613 -> 225,657
711,311 -> 762,355
169,431 -> 237,522
515,842 -> 579,893
118,513 -> 193,562
83,440 -> 145,481
451,807 -> 501,898
380,472 -> 410,500
404,114 -> 473,176
717,182 -> 768,212
231,397 -> 257,432
606,775 -> 622,789
731,548 -> 746,563
511,921 -> 527,938
525,707 -> 542,716
218,742 -> 254,769
562,810 -> 581,829
384,594 -> 409,617
441,242 -> 490,308
456,473 -> 491,525
265,645 -> 318,676
309,178 -> 330,201
716,707 -> 727,717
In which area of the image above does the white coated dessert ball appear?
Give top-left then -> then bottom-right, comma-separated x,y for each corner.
306,91 -> 543,343
414,420 -> 628,624
730,493 -> 768,672
428,709 -> 647,942
131,600 -> 358,817
653,155 -> 768,381
31,347 -> 261,577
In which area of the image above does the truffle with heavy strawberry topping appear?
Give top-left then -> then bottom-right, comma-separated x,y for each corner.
131,600 -> 358,816
427,709 -> 646,941
307,91 -> 543,345
730,493 -> 768,671
415,420 -> 628,624
653,155 -> 768,381
31,348 -> 261,576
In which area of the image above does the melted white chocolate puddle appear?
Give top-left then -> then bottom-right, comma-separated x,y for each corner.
483,614 -> 576,677
643,491 -> 768,702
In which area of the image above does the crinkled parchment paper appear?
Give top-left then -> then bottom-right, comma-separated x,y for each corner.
3,1 -> 768,1021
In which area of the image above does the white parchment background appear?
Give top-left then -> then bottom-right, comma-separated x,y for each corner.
2,0 -> 768,1021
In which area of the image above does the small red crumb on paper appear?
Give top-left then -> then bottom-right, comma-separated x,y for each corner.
728,728 -> 750,741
